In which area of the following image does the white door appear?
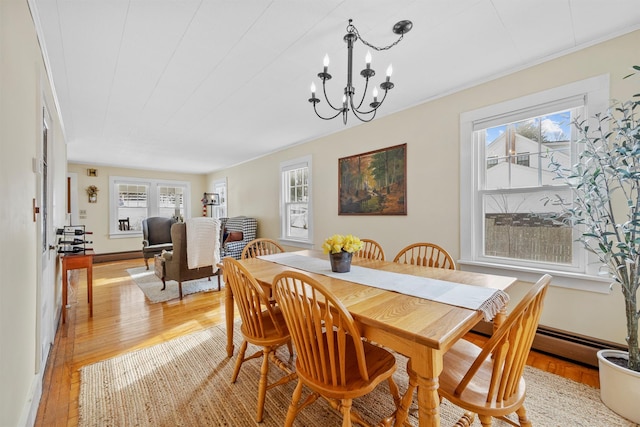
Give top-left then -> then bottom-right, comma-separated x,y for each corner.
36,103 -> 57,372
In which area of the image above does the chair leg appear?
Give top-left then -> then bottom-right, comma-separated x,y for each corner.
516,405 -> 532,427
144,258 -> 149,270
284,380 -> 304,427
395,364 -> 418,426
387,376 -> 401,411
286,340 -> 293,358
255,349 -> 271,422
231,341 -> 248,383
178,281 -> 183,299
340,398 -> 353,427
161,278 -> 167,291
453,412 -> 476,427
478,414 -> 493,427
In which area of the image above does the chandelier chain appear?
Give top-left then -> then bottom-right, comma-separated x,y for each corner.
348,23 -> 405,51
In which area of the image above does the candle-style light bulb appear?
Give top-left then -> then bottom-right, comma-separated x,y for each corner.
386,64 -> 393,81
310,82 -> 316,98
373,87 -> 378,103
323,54 -> 329,73
365,51 -> 372,69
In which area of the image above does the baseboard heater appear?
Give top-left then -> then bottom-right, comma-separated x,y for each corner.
93,250 -> 142,263
472,321 -> 627,368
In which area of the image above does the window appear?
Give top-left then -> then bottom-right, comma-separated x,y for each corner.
460,75 -> 611,291
109,176 -> 190,237
480,109 -> 577,266
211,178 -> 227,219
280,156 -> 313,247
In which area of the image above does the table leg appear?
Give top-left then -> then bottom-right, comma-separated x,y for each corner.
225,282 -> 235,357
416,375 -> 441,426
87,263 -> 93,317
411,352 -> 443,427
62,267 -> 68,324
493,306 -> 507,332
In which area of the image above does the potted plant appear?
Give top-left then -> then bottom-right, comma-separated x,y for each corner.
550,65 -> 640,422
322,234 -> 363,273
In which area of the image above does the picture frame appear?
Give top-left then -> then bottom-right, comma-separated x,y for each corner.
338,143 -> 407,215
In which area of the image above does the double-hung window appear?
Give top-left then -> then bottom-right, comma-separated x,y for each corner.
280,156 -> 313,247
109,176 -> 190,237
211,178 -> 227,219
460,75 -> 610,290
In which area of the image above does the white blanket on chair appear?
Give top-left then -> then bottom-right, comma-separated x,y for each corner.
186,217 -> 221,270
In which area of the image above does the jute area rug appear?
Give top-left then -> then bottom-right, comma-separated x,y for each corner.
126,267 -> 222,303
79,323 -> 637,427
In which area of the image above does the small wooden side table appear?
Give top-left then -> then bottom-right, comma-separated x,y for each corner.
60,249 -> 95,323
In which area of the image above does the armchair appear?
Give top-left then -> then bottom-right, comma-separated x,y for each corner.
219,216 -> 258,260
160,221 -> 221,300
142,217 -> 176,269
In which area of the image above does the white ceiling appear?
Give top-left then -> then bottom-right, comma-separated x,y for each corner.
31,0 -> 640,174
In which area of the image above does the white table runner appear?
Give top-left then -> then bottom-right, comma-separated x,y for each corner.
258,252 -> 509,321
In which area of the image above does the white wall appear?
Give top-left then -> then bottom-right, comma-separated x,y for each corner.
0,0 -> 67,425
208,30 -> 640,346
67,163 -> 207,254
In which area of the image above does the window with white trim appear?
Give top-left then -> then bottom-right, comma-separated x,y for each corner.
460,75 -> 610,290
109,176 -> 191,237
280,156 -> 313,246
211,178 -> 227,219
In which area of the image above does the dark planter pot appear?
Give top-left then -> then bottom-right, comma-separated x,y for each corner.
329,251 -> 352,273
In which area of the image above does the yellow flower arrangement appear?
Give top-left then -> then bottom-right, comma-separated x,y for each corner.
322,234 -> 363,254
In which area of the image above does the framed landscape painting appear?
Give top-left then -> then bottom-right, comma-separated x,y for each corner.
338,143 -> 407,215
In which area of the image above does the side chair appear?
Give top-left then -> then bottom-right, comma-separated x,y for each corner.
397,274 -> 551,427
241,237 -> 285,259
393,242 -> 456,270
222,257 -> 296,422
354,238 -> 385,260
273,270 -> 400,427
141,216 -> 176,269
160,222 -> 220,300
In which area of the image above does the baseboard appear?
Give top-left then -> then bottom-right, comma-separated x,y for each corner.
20,372 -> 42,427
472,321 -> 627,368
93,250 -> 142,263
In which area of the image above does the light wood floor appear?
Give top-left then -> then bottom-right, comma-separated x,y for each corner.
35,258 -> 600,426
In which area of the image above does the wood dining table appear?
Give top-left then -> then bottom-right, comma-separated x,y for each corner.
226,250 -> 517,427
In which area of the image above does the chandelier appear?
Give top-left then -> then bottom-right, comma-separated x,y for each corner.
308,19 -> 413,124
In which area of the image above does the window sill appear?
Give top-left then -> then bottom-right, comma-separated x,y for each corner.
279,238 -> 314,250
457,259 -> 613,294
109,232 -> 142,239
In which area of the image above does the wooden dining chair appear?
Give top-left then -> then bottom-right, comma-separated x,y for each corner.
398,274 -> 551,427
354,238 -> 385,260
241,237 -> 285,259
273,270 -> 400,427
393,242 -> 456,270
222,257 -> 296,422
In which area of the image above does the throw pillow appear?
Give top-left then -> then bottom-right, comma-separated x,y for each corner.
224,231 -> 243,244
